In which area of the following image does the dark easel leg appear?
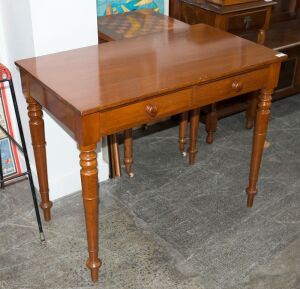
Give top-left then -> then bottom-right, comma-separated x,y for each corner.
246,89 -> 272,207
10,80 -> 45,240
107,136 -> 114,178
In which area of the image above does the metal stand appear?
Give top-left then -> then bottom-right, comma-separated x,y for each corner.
0,64 -> 45,242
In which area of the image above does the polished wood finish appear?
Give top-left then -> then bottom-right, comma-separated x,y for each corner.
26,92 -> 52,221
124,129 -> 133,177
205,103 -> 217,144
98,88 -> 192,135
108,134 -> 121,177
79,144 -> 102,281
266,2 -> 300,101
177,0 -> 276,19
247,61 -> 281,207
176,0 -> 276,142
179,111 -> 188,155
207,0 -> 260,5
233,1 -> 300,113
98,9 -> 189,42
246,89 -> 272,206
98,9 -> 190,176
245,92 -> 258,129
16,24 -> 285,281
176,0 -> 300,130
189,108 -> 200,165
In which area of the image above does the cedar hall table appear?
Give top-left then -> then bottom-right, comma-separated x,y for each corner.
16,24 -> 286,282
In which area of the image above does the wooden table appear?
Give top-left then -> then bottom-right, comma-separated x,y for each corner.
175,0 -> 276,44
16,24 -> 286,282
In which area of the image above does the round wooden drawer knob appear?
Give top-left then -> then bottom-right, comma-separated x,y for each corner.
232,80 -> 243,92
145,104 -> 158,117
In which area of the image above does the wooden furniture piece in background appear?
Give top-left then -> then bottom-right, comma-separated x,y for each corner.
16,24 -> 285,282
242,16 -> 300,108
262,0 -> 300,100
98,9 -> 190,176
221,0 -> 300,123
175,0 -> 277,142
207,0 -> 261,4
173,0 -> 300,140
175,0 -> 276,44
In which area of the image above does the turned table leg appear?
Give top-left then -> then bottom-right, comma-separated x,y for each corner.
179,112 -> 188,156
205,103 -> 217,144
26,96 -> 52,221
189,108 -> 200,165
257,29 -> 266,45
124,129 -> 133,177
246,92 -> 258,129
79,144 -> 102,282
246,89 -> 272,207
108,134 -> 121,178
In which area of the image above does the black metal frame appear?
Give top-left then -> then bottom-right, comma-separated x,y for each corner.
0,74 -> 45,242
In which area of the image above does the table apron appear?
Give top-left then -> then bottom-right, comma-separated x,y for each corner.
98,67 -> 269,136
98,88 -> 193,136
193,67 -> 269,107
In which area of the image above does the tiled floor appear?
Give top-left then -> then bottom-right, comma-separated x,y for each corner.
0,94 -> 299,289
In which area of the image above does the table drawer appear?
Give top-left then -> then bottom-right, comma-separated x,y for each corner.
228,10 -> 267,34
193,68 -> 269,107
99,88 -> 192,135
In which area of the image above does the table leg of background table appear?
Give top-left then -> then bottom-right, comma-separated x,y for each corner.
189,108 -> 200,165
124,129 -> 133,177
26,96 -> 52,221
246,89 -> 273,207
108,134 -> 121,178
257,29 -> 266,45
205,103 -> 217,144
179,112 -> 188,156
79,144 -> 101,282
246,92 -> 258,129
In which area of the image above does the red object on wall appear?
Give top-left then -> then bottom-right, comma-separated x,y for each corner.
0,63 -> 21,176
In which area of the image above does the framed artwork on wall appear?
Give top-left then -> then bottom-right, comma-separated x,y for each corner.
0,82 -> 21,178
97,0 -> 164,16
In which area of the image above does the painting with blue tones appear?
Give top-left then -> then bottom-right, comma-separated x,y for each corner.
0,138 -> 16,176
97,0 -> 164,16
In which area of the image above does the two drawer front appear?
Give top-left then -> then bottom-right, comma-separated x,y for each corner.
194,68 -> 269,107
99,89 -> 192,135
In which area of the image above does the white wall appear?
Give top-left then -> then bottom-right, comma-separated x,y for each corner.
164,0 -> 169,15
0,0 -> 109,200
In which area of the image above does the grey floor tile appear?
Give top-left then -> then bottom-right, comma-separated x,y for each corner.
0,94 -> 299,289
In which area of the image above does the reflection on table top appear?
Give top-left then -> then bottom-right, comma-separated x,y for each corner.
16,24 -> 281,114
98,9 -> 189,41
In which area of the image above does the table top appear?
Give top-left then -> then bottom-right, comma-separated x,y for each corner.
98,9 -> 189,41
16,24 -> 282,116
180,0 -> 277,14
